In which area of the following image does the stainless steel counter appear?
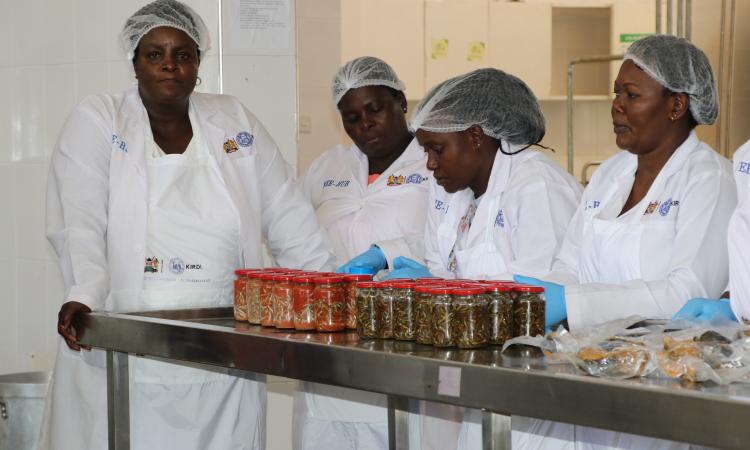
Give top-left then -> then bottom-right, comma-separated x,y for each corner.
78,307 -> 750,450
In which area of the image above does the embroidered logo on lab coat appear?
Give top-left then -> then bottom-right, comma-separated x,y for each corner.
406,173 -> 427,184
495,209 -> 505,228
223,139 -> 239,154
111,134 -> 128,153
387,174 -> 406,186
435,199 -> 448,213
644,201 -> 660,215
738,161 -> 750,174
169,257 -> 186,275
236,131 -> 254,147
144,257 -> 161,273
585,200 -> 600,210
323,179 -> 351,188
658,198 -> 679,217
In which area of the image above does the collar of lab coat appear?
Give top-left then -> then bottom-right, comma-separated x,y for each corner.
354,138 -> 426,191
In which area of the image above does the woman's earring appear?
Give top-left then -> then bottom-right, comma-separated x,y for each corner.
670,115 -> 677,121
196,76 -> 202,86
402,106 -> 407,113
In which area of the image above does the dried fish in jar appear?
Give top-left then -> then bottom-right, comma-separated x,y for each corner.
513,285 -> 545,337
392,281 -> 417,341
313,275 -> 346,332
245,271 -> 265,324
292,275 -> 317,331
233,269 -> 252,321
375,284 -> 397,339
431,287 -> 455,347
343,274 -> 373,329
415,286 -> 435,344
259,272 -> 278,326
484,283 -> 514,345
451,287 -> 489,349
355,281 -> 379,338
272,274 -> 296,329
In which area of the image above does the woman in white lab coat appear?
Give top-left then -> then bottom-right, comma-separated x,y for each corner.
674,137 -> 750,324
40,2 -> 335,449
403,68 -> 582,449
294,57 -> 430,450
515,34 -> 736,450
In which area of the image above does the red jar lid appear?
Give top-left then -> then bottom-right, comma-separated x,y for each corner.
415,285 -> 434,293
484,284 -> 514,292
514,285 -> 545,293
428,286 -> 453,295
355,281 -> 380,288
451,287 -> 486,296
342,274 -> 373,282
259,273 -> 278,281
234,269 -> 256,276
312,275 -> 345,284
391,281 -> 416,289
293,275 -> 318,283
272,274 -> 297,282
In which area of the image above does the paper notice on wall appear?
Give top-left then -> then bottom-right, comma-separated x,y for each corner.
229,0 -> 293,51
467,41 -> 485,62
431,39 -> 449,60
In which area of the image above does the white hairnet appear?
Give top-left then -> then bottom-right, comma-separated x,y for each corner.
624,34 -> 718,125
120,0 -> 210,61
410,68 -> 545,145
332,56 -> 406,105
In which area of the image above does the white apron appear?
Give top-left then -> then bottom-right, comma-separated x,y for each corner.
127,114 -> 266,450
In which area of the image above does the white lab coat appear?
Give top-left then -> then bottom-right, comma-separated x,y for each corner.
522,131 -> 736,450
419,144 -> 583,450
728,139 -> 750,321
294,139 -> 430,450
39,87 -> 336,450
301,139 -> 430,267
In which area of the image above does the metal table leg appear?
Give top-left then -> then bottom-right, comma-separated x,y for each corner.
107,350 -> 130,450
482,410 -> 512,450
387,395 -> 410,450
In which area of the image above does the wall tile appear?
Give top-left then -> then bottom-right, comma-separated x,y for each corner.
43,65 -> 78,156
10,0 -> 45,67
10,67 -> 46,163
42,0 -> 77,65
0,165 -> 15,258
0,0 -> 13,69
222,55 -> 297,165
17,259 -> 52,362
0,68 -> 11,162
14,163 -> 49,261
76,62 -> 110,101
0,258 -> 19,372
74,0 -> 113,62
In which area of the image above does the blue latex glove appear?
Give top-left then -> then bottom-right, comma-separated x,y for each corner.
513,275 -> 566,328
336,246 -> 387,274
382,256 -> 433,280
672,298 -> 737,323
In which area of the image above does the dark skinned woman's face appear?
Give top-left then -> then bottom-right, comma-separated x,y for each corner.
133,27 -> 200,106
416,129 -> 480,194
337,86 -> 409,159
612,59 -> 678,154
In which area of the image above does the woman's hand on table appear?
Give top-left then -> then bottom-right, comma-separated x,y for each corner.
57,301 -> 92,351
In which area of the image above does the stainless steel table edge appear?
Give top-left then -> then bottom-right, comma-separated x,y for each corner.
79,309 -> 750,450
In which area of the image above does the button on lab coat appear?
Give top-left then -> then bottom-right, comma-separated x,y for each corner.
40,87 -> 336,450
301,139 -> 430,266
532,131 -> 736,450
419,145 -> 582,450
728,139 -> 750,321
295,139 -> 430,450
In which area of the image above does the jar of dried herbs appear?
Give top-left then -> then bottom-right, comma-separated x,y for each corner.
451,287 -> 489,349
392,281 -> 417,341
513,285 -> 545,337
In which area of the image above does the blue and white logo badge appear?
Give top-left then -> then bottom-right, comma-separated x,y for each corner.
738,161 -> 750,174
236,131 -> 254,147
434,199 -> 449,213
495,209 -> 505,228
169,257 -> 186,275
658,198 -> 672,217
111,134 -> 128,153
585,200 -> 601,210
406,173 -> 425,184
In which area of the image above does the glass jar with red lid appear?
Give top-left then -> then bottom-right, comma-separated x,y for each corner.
245,271 -> 266,324
484,284 -> 514,345
272,274 -> 296,329
431,286 -> 455,347
342,274 -> 373,329
392,281 -> 417,341
313,275 -> 346,332
292,275 -> 317,330
259,272 -> 279,326
513,285 -> 546,337
374,282 -> 398,339
355,281 -> 379,338
233,269 -> 254,321
415,285 -> 437,344
451,286 -> 489,349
